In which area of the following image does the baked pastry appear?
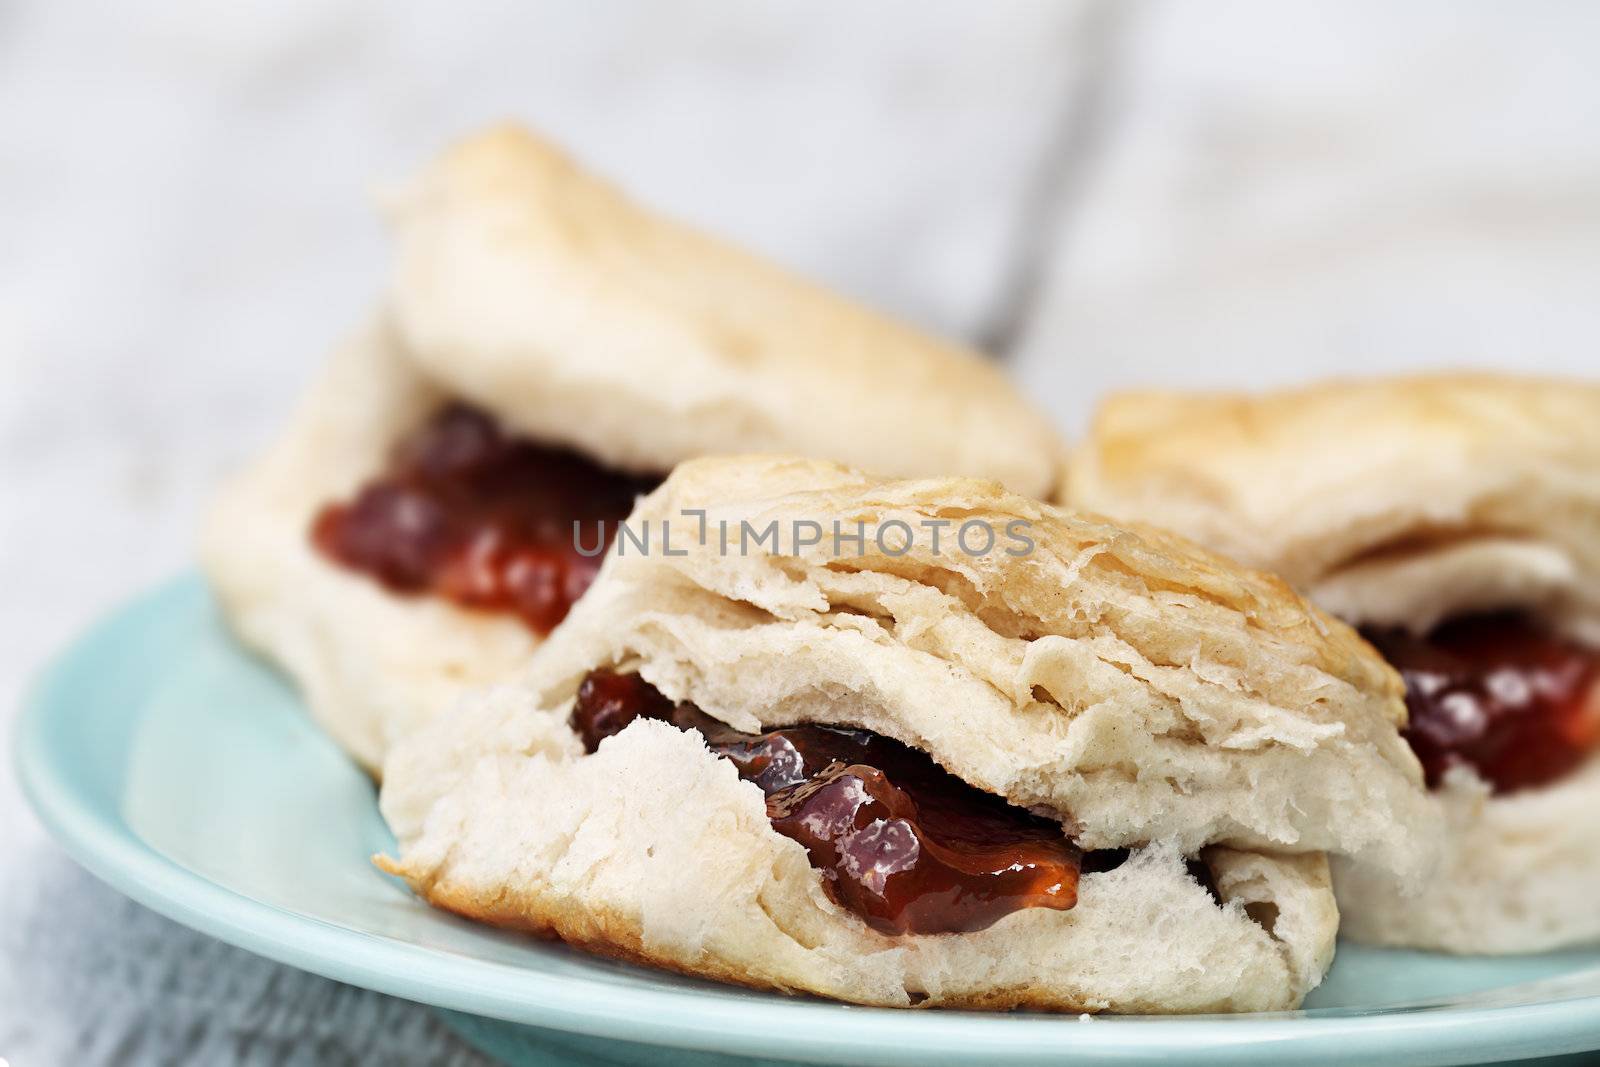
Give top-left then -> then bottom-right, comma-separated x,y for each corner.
378,456 -> 1438,1012
202,125 -> 1063,771
1067,374 -> 1600,952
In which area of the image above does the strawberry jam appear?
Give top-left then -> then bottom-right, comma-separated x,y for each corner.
312,404 -> 660,634
570,670 -> 1084,935
1363,614 -> 1600,795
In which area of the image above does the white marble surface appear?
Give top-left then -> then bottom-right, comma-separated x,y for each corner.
2,2 -> 1598,1063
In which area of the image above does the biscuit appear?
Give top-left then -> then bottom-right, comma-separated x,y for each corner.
378,456 -> 1439,1010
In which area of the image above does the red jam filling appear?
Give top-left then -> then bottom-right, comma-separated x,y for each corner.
570,670 -> 1086,936
311,404 -> 660,634
1362,614 -> 1600,795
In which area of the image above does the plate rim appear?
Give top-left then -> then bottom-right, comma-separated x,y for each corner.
15,575 -> 1600,1066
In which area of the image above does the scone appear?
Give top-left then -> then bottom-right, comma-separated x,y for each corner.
1067,374 -> 1600,953
377,456 -> 1438,1012
202,124 -> 1064,771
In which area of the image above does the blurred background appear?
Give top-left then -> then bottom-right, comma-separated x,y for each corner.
3,1 -> 1598,1061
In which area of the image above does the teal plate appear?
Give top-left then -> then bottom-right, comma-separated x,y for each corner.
15,577 -> 1600,1067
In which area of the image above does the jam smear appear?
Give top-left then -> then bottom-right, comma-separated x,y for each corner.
1363,613 -> 1600,794
312,404 -> 660,634
570,670 -> 1084,936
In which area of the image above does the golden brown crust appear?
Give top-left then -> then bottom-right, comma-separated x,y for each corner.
641,454 -> 1405,708
387,125 -> 1065,497
410,876 -> 852,1005
390,849 -> 1337,1013
416,880 -> 1095,1012
1069,375 -> 1600,614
